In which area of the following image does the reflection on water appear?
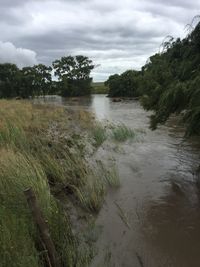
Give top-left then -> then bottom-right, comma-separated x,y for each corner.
36,94 -> 200,267
91,95 -> 110,120
34,94 -> 93,109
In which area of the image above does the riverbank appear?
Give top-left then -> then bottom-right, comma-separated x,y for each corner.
1,96 -> 200,267
0,100 -> 122,267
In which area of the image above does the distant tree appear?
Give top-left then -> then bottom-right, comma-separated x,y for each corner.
32,64 -> 52,96
105,70 -> 141,97
20,64 -> 52,98
105,74 -> 121,97
52,55 -> 94,96
20,66 -> 36,98
0,63 -> 20,98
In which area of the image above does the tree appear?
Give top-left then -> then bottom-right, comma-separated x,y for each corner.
52,55 -> 94,96
105,74 -> 120,97
0,63 -> 20,98
105,70 -> 141,97
20,65 -> 52,98
105,19 -> 200,136
32,64 -> 52,96
139,20 -> 200,136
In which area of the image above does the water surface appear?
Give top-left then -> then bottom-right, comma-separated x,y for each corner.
39,95 -> 200,267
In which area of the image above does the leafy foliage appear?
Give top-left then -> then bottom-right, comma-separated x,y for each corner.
0,63 -> 20,98
0,55 -> 94,98
139,20 -> 200,135
105,18 -> 200,136
53,55 -> 94,96
105,70 -> 141,97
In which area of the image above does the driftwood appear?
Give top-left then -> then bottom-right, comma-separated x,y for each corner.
24,188 -> 60,267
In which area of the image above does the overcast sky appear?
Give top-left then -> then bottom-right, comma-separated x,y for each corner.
0,0 -> 199,81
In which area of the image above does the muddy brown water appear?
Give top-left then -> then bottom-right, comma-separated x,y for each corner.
37,94 -> 200,267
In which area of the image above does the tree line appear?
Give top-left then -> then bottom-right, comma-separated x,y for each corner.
105,19 -> 200,136
1,18 -> 199,136
0,55 -> 94,98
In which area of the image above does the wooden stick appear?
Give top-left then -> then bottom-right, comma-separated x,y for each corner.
24,188 -> 60,267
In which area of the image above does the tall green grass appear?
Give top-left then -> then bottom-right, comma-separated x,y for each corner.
0,150 -> 77,267
90,122 -> 137,147
69,161 -> 120,213
90,123 -> 107,147
111,124 -> 136,142
0,100 -> 120,267
96,160 -> 120,188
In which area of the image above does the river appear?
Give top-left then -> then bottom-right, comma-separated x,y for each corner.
37,94 -> 200,267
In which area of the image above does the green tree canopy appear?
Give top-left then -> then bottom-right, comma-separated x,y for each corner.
20,64 -> 52,98
53,55 -> 94,80
0,63 -> 20,98
0,55 -> 94,98
139,21 -> 200,136
105,70 -> 141,97
52,55 -> 94,96
105,19 -> 200,136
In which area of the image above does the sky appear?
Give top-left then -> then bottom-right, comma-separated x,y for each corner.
0,0 -> 200,81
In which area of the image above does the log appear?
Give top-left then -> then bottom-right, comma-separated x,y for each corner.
24,188 -> 60,267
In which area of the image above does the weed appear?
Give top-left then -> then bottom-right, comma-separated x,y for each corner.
91,123 -> 107,147
111,124 -> 135,142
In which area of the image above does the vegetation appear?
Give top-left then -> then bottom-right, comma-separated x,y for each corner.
0,100 -> 119,267
53,55 -> 94,97
111,124 -> 136,142
139,20 -> 200,136
105,70 -> 141,97
105,18 -> 200,136
0,55 -> 94,98
90,122 -> 137,147
90,123 -> 107,147
91,82 -> 109,94
97,161 -> 120,188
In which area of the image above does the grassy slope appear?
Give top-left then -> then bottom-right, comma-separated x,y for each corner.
0,100 -> 119,267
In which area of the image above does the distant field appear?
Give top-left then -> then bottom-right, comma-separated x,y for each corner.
92,82 -> 109,94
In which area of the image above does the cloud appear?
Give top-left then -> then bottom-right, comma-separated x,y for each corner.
0,41 -> 37,68
0,0 -> 199,80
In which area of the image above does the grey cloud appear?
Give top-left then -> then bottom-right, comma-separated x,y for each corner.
144,0 -> 200,9
0,0 -> 199,80
0,0 -> 26,8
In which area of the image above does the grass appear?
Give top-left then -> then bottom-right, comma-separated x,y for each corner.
111,123 -> 136,142
90,123 -> 107,147
90,122 -> 138,148
96,160 -> 120,188
78,173 -> 106,212
71,161 -> 120,213
0,100 -> 119,267
0,149 -> 77,267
